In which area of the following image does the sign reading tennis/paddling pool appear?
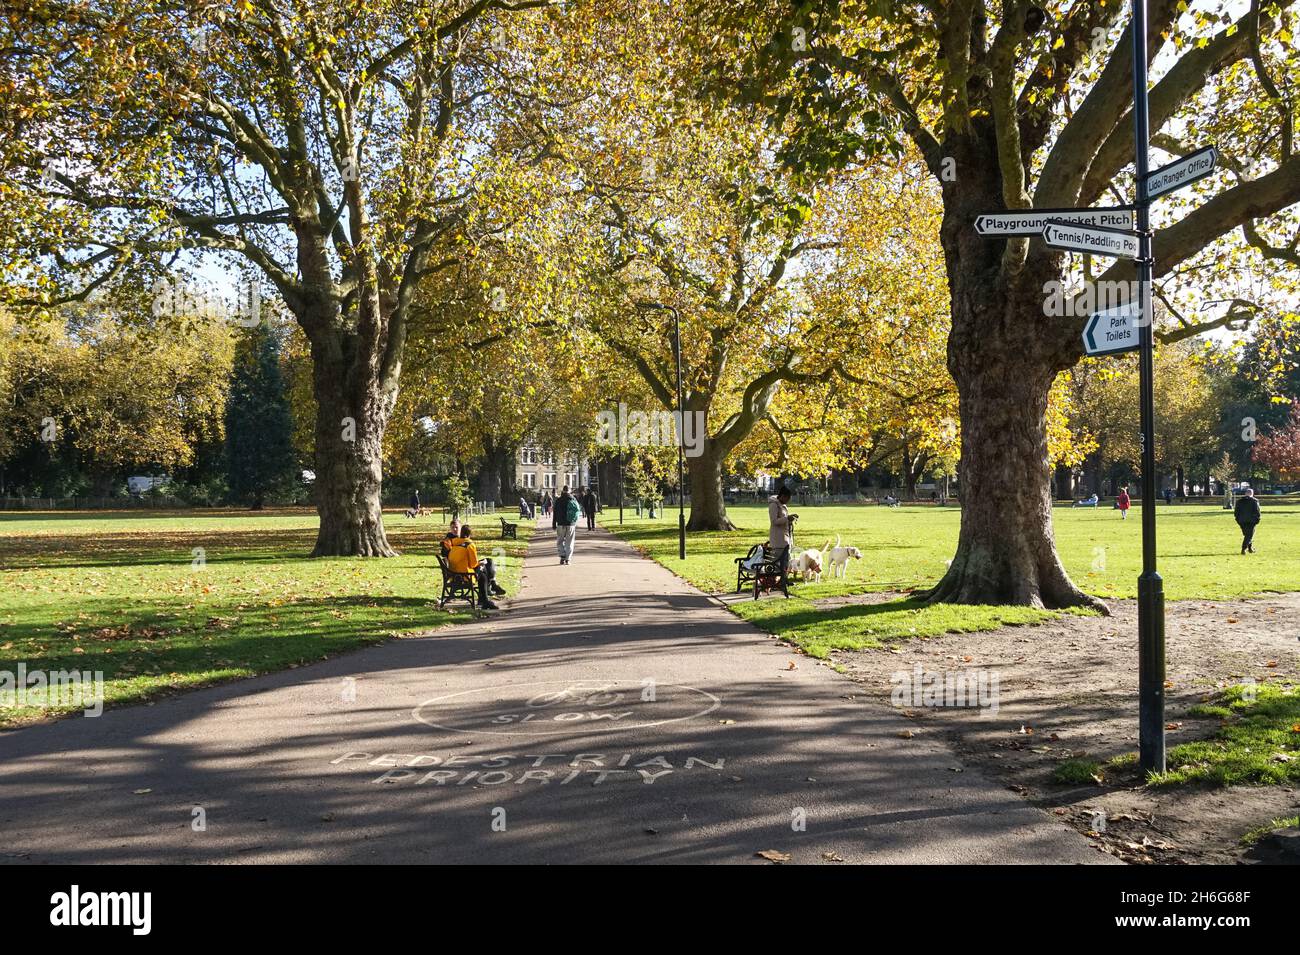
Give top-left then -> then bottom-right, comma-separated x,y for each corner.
1043,220 -> 1141,260
412,680 -> 721,735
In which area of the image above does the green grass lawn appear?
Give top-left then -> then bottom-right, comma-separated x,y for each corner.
1154,683 -> 1300,787
0,509 -> 527,725
1096,683 -> 1300,789
608,500 -> 1300,656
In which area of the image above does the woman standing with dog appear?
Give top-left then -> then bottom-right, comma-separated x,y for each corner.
768,486 -> 797,567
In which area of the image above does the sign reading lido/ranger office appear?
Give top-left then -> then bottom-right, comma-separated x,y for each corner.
973,206 -> 1135,236
1043,220 -> 1141,260
1083,300 -> 1145,356
1145,145 -> 1218,200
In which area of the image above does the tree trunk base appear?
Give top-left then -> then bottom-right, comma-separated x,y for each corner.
686,514 -> 737,532
920,546 -> 1110,614
311,526 -> 398,558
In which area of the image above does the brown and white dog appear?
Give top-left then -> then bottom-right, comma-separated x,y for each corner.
825,535 -> 863,578
791,548 -> 824,582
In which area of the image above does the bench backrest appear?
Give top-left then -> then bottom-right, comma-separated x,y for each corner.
437,553 -> 472,580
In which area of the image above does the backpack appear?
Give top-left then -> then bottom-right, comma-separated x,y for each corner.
564,496 -> 581,524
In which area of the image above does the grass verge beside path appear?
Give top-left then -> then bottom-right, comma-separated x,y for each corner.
1152,684 -> 1300,787
0,509 -> 529,726
608,500 -> 1300,655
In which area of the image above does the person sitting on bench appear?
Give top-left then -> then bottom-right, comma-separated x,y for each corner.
446,524 -> 506,610
440,518 -> 461,557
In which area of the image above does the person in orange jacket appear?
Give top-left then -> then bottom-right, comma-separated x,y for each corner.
446,524 -> 506,609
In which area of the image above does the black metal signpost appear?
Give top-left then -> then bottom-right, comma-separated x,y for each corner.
1131,0 -> 1166,773
974,0 -> 1224,774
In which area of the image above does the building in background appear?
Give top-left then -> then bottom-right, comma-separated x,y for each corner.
515,443 -> 589,495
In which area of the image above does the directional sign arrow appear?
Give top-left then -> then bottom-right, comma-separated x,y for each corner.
1145,145 -> 1217,200
1043,220 -> 1141,260
1083,300 -> 1144,356
974,206 -> 1136,237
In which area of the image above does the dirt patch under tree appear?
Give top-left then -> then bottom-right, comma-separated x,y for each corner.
820,592 -> 1300,864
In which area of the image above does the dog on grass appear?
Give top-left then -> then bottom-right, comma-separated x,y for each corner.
825,535 -> 863,578
791,548 -> 824,582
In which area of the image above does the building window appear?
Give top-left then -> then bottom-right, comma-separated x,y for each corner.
523,473 -> 536,489
544,473 -> 556,489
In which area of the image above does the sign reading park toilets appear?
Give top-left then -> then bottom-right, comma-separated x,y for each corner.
412,680 -> 721,736
1083,300 -> 1145,356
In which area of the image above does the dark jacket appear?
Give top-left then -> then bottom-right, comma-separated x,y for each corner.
1234,496 -> 1261,525
553,492 -> 579,527
581,490 -> 599,515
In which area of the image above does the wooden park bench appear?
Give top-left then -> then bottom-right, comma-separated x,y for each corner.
734,544 -> 792,600
436,553 -> 480,614
499,516 -> 518,539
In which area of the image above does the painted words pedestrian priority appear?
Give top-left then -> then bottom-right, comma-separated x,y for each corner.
334,751 -> 727,786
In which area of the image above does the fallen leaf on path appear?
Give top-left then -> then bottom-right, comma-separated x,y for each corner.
821,851 -> 845,862
132,789 -> 152,795
897,730 -> 914,739
755,850 -> 790,863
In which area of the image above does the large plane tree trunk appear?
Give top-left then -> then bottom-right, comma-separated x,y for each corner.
307,324 -> 398,558
925,139 -> 1105,611
476,437 -> 509,506
685,438 -> 736,531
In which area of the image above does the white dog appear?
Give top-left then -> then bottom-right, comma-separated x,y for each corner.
791,548 -> 824,582
825,535 -> 863,578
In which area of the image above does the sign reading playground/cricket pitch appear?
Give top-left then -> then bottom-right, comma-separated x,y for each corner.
1043,220 -> 1141,260
412,680 -> 721,735
1083,300 -> 1144,356
973,206 -> 1136,237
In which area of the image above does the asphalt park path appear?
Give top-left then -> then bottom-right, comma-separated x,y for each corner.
0,518 -> 1107,864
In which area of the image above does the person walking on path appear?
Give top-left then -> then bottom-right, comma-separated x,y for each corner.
1234,487 -> 1261,554
1116,487 -> 1131,520
553,485 -> 581,564
767,486 -> 797,567
581,486 -> 599,531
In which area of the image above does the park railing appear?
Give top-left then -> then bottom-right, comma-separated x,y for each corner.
0,495 -> 194,511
